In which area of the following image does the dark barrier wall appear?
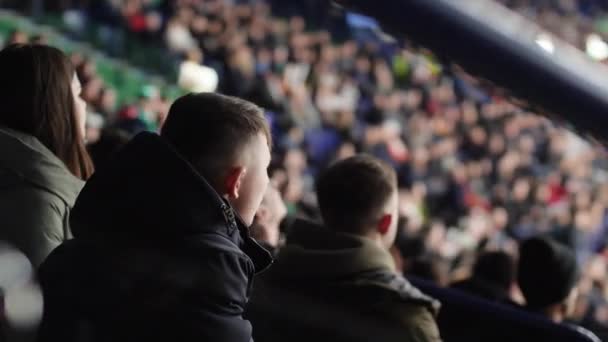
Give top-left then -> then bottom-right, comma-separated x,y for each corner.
336,0 -> 608,144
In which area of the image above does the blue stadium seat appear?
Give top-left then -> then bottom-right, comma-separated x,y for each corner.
408,277 -> 600,342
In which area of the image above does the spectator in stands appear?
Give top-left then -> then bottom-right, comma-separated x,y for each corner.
177,47 -> 219,93
30,34 -> 48,45
248,155 -> 441,342
6,29 -> 28,45
0,44 -> 93,267
37,93 -> 273,341
451,251 -> 516,304
518,236 -> 580,323
87,128 -> 130,170
518,236 -> 602,341
250,183 -> 288,254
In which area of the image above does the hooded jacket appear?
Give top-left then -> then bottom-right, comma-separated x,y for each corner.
37,132 -> 272,342
0,127 -> 83,267
247,219 -> 441,342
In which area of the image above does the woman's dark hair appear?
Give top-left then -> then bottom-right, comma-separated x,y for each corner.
0,44 -> 93,179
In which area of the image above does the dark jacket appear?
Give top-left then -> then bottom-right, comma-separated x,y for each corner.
0,127 -> 83,267
247,219 -> 441,342
37,132 -> 273,342
411,277 -> 601,342
450,277 -> 514,304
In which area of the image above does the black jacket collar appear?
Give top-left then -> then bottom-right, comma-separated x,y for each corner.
71,132 -> 272,273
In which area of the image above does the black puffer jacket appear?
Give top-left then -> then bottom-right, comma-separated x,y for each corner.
37,132 -> 272,342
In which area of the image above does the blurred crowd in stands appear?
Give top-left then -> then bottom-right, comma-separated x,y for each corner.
500,0 -> 608,51
5,0 -> 608,339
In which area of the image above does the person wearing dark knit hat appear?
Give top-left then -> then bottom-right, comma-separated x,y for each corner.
451,251 -> 516,304
518,236 -> 580,323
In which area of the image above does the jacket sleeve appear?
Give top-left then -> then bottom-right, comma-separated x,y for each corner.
172,249 -> 256,342
3,187 -> 67,268
398,305 -> 442,342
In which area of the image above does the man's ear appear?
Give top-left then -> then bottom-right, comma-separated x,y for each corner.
225,167 -> 247,199
378,214 -> 392,235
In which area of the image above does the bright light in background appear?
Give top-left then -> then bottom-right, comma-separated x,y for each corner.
0,244 -> 43,329
586,34 -> 608,61
535,33 -> 555,54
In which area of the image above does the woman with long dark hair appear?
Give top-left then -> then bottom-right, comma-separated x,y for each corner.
0,44 -> 93,267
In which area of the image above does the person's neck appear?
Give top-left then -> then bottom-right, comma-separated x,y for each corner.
362,231 -> 388,250
529,305 -> 564,323
544,306 -> 565,323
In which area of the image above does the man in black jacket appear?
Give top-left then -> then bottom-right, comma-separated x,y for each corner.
37,93 -> 273,341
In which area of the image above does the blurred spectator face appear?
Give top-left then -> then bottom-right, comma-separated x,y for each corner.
156,99 -> 171,129
513,178 -> 531,202
99,89 -> 117,115
470,126 -> 487,146
564,286 -> 580,319
492,207 -> 509,231
412,148 -> 429,170
252,184 -> 287,248
186,48 -> 203,63
289,16 -> 306,33
404,89 -> 422,110
467,161 -> 483,179
374,60 -> 394,90
550,132 -> 567,157
123,0 -> 142,16
8,30 -> 28,45
411,62 -> 432,85
256,48 -> 272,73
518,134 -> 536,154
461,100 -> 477,119
273,45 -> 289,66
83,77 -> 104,103
535,182 -> 551,203
85,112 -> 104,144
284,149 -> 307,174
191,16 -> 208,35
437,81 -> 455,104
145,12 -> 163,33
320,45 -> 336,64
431,117 -> 451,137
498,151 -> 520,179
336,142 -> 356,161
355,55 -> 371,74
427,221 -> 447,252
230,46 -> 255,75
69,52 -> 84,68
575,190 -> 593,211
489,134 -> 506,156
177,6 -> 195,25
574,210 -> 593,232
556,208 -> 573,226
452,163 -> 468,184
504,118 -> 521,140
411,182 -> 427,202
72,75 -> 87,139
77,60 -> 97,83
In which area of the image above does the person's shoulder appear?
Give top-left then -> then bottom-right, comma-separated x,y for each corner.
352,271 -> 440,312
565,323 -> 602,342
352,278 -> 441,341
0,129 -> 83,205
0,175 -> 69,217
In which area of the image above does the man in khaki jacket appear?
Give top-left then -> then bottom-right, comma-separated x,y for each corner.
247,155 -> 441,342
